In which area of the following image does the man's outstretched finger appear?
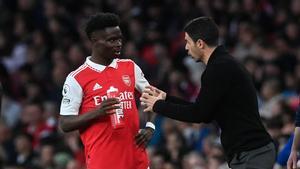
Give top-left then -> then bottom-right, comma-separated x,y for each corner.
143,107 -> 152,112
140,97 -> 148,103
144,89 -> 155,96
140,101 -> 147,106
141,93 -> 151,99
148,85 -> 160,94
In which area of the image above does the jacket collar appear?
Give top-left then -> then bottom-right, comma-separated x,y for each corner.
207,45 -> 227,65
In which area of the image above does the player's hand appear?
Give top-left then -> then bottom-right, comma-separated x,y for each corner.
96,98 -> 120,116
135,128 -> 154,148
287,150 -> 298,169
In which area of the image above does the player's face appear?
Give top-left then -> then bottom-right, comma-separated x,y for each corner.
92,26 -> 123,59
184,32 -> 204,62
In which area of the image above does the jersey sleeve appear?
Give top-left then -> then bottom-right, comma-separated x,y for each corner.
60,75 -> 83,115
134,62 -> 149,93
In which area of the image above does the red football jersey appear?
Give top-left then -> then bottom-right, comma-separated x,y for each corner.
60,57 -> 149,169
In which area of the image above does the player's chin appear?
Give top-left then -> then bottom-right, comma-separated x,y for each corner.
114,51 -> 121,56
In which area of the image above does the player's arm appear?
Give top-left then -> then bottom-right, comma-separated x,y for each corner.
134,62 -> 155,147
60,99 -> 119,132
59,75 -> 119,132
134,62 -> 156,126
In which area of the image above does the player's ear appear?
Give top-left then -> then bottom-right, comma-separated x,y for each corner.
90,32 -> 98,43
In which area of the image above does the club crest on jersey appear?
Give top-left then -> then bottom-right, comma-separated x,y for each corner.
122,75 -> 131,86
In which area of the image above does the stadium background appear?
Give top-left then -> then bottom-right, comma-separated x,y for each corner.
0,0 -> 299,168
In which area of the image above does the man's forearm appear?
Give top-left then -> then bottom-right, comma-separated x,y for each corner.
153,100 -> 213,123
166,95 -> 192,105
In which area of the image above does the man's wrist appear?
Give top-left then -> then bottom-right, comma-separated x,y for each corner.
145,122 -> 155,130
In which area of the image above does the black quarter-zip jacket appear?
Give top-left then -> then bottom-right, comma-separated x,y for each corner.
153,45 -> 272,161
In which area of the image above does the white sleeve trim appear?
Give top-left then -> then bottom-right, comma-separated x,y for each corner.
134,62 -> 149,93
145,122 -> 155,130
60,75 -> 83,115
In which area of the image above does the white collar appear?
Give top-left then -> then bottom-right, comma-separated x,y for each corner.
85,56 -> 118,72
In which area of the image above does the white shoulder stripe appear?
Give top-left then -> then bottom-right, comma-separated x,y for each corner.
70,64 -> 88,77
86,64 -> 102,72
117,59 -> 133,63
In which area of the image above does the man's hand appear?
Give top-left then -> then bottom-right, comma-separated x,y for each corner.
135,128 -> 154,148
287,150 -> 298,169
144,86 -> 166,99
96,98 -> 120,116
140,86 -> 166,112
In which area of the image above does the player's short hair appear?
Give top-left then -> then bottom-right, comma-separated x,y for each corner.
183,17 -> 219,46
85,13 -> 120,40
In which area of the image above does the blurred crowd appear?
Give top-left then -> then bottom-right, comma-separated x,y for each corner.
0,0 -> 299,169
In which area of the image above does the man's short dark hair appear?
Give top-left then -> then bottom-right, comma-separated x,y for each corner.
183,17 -> 219,46
85,13 -> 120,40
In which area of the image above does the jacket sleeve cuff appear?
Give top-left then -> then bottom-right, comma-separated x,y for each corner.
153,99 -> 165,113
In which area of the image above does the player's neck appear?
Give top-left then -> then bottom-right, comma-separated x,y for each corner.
90,54 -> 113,66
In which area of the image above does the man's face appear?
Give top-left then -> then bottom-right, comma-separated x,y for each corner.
184,32 -> 203,62
91,26 -> 123,59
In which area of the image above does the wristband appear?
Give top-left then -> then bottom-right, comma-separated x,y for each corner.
145,122 -> 155,130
